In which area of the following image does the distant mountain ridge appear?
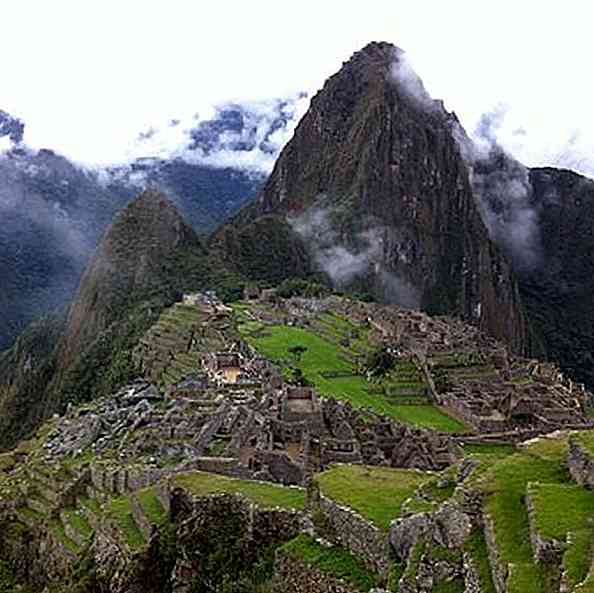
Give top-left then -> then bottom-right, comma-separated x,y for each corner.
0,98 -> 306,349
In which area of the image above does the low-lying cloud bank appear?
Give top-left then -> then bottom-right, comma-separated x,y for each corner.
289,204 -> 421,309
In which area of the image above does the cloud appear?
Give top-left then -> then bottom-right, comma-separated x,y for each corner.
0,136 -> 13,154
389,49 -> 438,113
289,204 -> 420,309
117,95 -> 309,177
453,107 -> 542,272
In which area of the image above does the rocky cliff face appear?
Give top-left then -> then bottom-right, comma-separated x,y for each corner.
231,42 -> 529,353
519,167 -> 594,387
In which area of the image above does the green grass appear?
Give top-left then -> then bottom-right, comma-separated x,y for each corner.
64,509 -> 93,539
474,444 -> 570,593
316,465 -> 429,530
464,528 -> 497,593
106,496 -> 146,549
79,496 -> 101,515
280,534 -> 377,591
49,519 -> 80,555
137,487 -> 167,525
521,435 -> 569,461
528,482 -> 594,589
573,431 -> 594,457
243,324 -> 467,433
528,482 -> 594,541
462,443 -> 517,457
173,470 -> 306,510
563,528 -> 593,590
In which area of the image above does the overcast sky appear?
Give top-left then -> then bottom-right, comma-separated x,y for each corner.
2,0 -> 593,176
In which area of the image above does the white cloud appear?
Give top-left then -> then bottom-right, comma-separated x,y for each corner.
0,1 -> 592,176
0,136 -> 13,154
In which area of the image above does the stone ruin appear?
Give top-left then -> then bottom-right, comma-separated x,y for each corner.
53,290 -> 590,494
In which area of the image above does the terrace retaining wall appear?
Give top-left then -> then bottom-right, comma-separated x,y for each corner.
308,483 -> 390,577
273,551 -> 362,593
525,490 -> 566,563
568,437 -> 594,488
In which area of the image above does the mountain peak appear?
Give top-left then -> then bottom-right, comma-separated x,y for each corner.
233,41 -> 529,352
349,40 -> 402,68
57,188 -> 201,371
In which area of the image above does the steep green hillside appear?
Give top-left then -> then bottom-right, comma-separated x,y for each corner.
0,190 -> 244,448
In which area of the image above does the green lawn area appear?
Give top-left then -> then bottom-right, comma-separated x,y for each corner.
461,443 -> 517,457
280,534 -> 378,591
474,442 -> 570,593
173,470 -> 306,510
528,482 -> 594,589
316,465 -> 430,530
243,324 -> 467,433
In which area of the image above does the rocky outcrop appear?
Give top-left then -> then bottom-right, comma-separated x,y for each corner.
389,503 -> 472,562
520,167 -> 594,389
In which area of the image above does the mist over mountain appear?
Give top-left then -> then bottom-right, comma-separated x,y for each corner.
0,97 -> 305,349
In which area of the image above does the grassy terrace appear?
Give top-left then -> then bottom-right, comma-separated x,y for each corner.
138,487 -> 167,525
573,430 -> 594,457
238,311 -> 467,433
106,496 -> 145,549
173,470 -> 306,510
528,482 -> 594,590
280,534 -> 378,591
472,436 -> 571,593
461,443 -> 517,458
316,465 -> 429,531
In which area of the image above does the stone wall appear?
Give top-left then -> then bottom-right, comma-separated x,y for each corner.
90,463 -> 165,497
308,484 -> 390,577
525,490 -> 566,563
482,511 -> 507,593
273,551 -> 362,593
568,437 -> 594,488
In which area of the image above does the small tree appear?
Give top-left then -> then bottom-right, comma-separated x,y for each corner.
288,345 -> 308,363
362,346 -> 395,380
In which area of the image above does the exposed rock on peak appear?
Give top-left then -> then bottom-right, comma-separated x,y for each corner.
229,42 -> 529,353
